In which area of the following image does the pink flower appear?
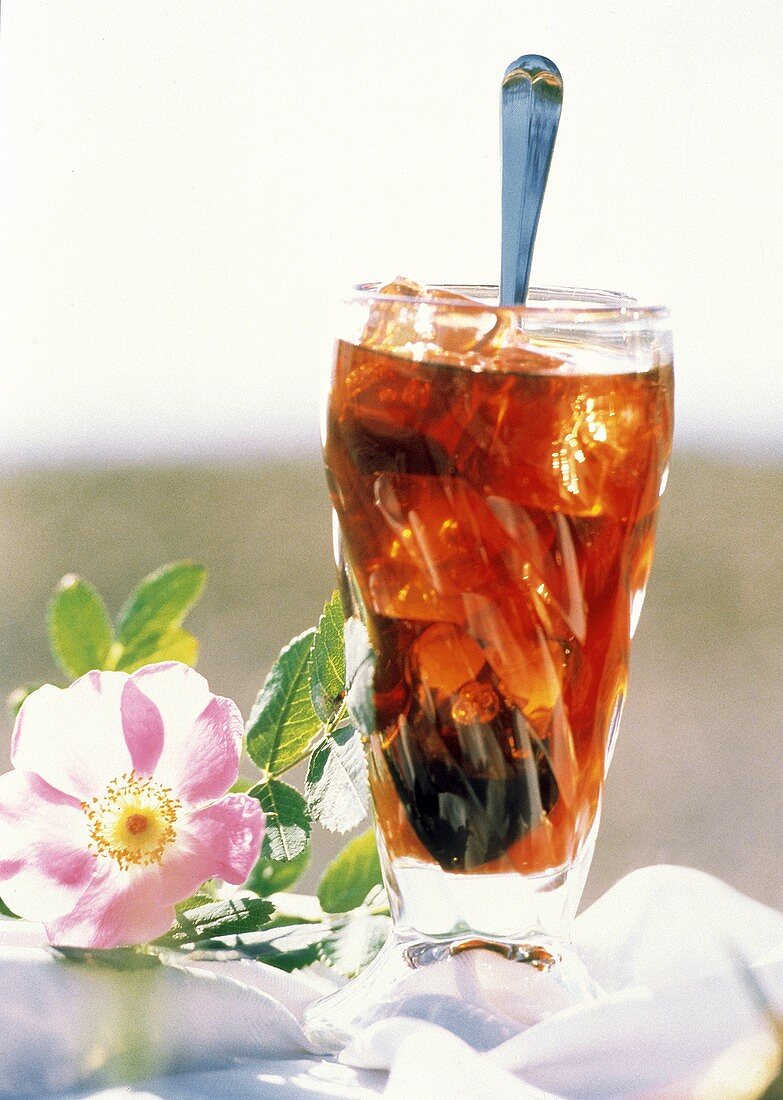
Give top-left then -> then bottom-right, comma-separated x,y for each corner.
0,662 -> 264,948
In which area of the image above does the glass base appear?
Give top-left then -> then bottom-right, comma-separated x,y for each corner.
388,859 -> 577,941
304,929 -> 599,1053
383,812 -> 599,940
305,829 -> 601,1052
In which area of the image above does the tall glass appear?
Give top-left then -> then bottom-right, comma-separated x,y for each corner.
309,283 -> 673,1045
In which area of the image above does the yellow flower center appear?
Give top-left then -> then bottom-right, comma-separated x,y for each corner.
82,771 -> 181,870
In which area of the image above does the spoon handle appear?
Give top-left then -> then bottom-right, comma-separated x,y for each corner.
500,55 -> 563,306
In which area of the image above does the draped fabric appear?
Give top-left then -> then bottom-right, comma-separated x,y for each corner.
2,866 -> 782,1099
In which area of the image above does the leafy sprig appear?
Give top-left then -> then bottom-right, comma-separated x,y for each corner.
4,565 -> 387,978
9,561 -> 206,717
242,590 -> 376,893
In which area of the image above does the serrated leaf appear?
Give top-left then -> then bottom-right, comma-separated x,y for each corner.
245,629 -> 321,775
344,617 -> 376,736
305,723 -> 369,835
158,897 -> 274,946
310,591 -> 345,721
245,843 -> 311,897
318,910 -> 390,978
7,684 -> 44,719
250,779 -> 311,862
113,626 -> 199,673
48,574 -> 113,679
115,561 -> 205,649
317,828 -> 383,914
174,892 -> 215,914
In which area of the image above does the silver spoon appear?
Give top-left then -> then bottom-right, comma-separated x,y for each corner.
500,55 -> 563,306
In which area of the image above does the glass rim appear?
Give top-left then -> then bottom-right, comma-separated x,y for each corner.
351,283 -> 670,324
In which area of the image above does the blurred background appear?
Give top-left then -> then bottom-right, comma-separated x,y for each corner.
1,1 -> 781,909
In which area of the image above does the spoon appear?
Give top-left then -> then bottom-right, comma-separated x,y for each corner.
499,55 -> 563,306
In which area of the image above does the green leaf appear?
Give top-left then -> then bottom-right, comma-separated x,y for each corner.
7,684 -> 44,719
245,843 -> 311,897
317,828 -> 383,913
247,942 -> 322,972
245,629 -> 321,776
759,1068 -> 783,1099
310,591 -> 345,721
174,892 -> 215,914
305,722 -> 369,834
48,574 -> 113,679
51,945 -> 161,971
115,561 -> 205,650
318,910 -> 390,978
0,896 -> 19,919
232,923 -> 329,971
158,897 -> 274,946
112,626 -> 199,673
344,617 -> 376,736
250,779 -> 311,862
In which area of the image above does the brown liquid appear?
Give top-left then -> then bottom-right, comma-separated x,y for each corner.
325,335 -> 673,875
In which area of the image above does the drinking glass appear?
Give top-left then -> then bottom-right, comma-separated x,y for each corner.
307,283 -> 673,1047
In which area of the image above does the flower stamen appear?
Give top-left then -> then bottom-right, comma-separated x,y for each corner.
82,770 -> 181,870
126,813 -> 149,836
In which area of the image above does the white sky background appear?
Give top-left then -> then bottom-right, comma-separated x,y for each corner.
1,1 -> 781,468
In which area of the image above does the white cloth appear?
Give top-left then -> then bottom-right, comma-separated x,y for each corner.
2,866 -> 783,1099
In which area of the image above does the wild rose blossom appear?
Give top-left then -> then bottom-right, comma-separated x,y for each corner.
0,662 -> 264,948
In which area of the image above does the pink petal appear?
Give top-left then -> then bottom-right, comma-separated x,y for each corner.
129,663 -> 242,802
0,770 -> 97,922
45,863 -> 177,948
120,678 -> 164,774
44,795 -> 263,947
182,794 -> 265,885
12,673 -> 132,801
150,794 -> 265,903
153,695 -> 243,805
128,663 -> 214,744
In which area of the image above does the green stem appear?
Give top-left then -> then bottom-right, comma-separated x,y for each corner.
265,910 -> 324,928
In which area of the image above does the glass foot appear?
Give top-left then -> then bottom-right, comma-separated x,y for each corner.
304,930 -> 599,1053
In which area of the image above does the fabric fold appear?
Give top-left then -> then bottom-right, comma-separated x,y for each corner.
1,865 -> 782,1099
0,939 -> 328,1098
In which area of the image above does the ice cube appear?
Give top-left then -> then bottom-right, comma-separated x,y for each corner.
373,473 -> 512,597
378,277 -> 426,297
427,287 -> 477,302
408,622 -> 487,699
452,370 -> 634,518
450,681 -> 500,726
464,591 -> 563,718
362,281 -> 510,367
487,342 -> 566,374
548,377 -> 668,520
361,278 -> 429,355
341,347 -> 432,421
551,391 -> 614,515
335,340 -> 457,478
487,499 -> 587,643
367,559 -> 466,624
448,368 -> 565,514
427,290 -> 505,359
